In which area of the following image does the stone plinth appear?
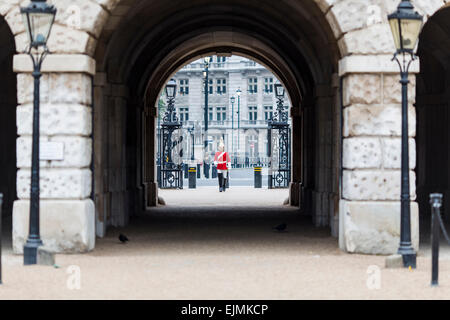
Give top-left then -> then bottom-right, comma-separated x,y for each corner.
13,199 -> 95,254
339,200 -> 419,255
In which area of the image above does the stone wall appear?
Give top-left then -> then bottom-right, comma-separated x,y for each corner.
0,0 -> 448,254
11,54 -> 96,253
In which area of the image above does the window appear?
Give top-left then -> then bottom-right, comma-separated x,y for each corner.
208,79 -> 213,94
217,56 -> 226,63
264,106 -> 273,121
208,107 -> 213,122
248,106 -> 258,123
179,107 -> 189,123
264,78 -> 273,94
248,77 -> 258,94
179,79 -> 189,95
216,78 -> 227,94
216,107 -> 227,122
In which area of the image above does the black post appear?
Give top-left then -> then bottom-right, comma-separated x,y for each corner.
430,193 -> 442,286
191,132 -> 194,161
189,167 -> 197,189
0,193 -> 3,284
254,167 -> 262,188
197,164 -> 201,179
204,61 -> 209,155
24,67 -> 44,265
184,163 -> 188,179
398,69 -> 416,269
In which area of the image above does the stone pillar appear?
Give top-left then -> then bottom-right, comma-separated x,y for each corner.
338,55 -> 419,255
144,105 -> 158,207
289,106 -> 302,207
12,54 -> 96,253
93,72 -> 108,237
312,88 -> 334,227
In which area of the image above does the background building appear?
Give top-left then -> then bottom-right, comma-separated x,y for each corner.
160,56 -> 291,168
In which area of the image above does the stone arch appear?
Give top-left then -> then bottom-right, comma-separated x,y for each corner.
91,0 -> 343,238
0,14 -> 17,233
416,5 -> 450,237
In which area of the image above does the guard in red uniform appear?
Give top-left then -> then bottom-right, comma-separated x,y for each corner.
214,141 -> 231,192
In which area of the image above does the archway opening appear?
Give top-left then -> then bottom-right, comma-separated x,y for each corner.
156,54 -> 293,207
93,0 -> 341,237
0,17 -> 17,241
416,6 -> 450,243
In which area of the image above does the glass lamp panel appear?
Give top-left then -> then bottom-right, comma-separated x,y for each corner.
166,85 -> 175,98
275,84 -> 284,97
388,18 -> 402,50
21,12 -> 32,45
29,12 -> 55,45
400,18 -> 423,50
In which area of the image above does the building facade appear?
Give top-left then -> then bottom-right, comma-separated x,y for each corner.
166,56 -> 291,167
0,0 -> 449,257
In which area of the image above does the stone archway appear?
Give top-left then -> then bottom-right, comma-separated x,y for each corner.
8,0 -> 447,254
0,16 -> 17,233
416,5 -> 450,236
91,0 -> 342,240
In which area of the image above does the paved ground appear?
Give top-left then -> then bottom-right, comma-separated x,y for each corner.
1,187 -> 450,299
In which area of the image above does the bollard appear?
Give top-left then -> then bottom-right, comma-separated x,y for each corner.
189,167 -> 197,189
0,193 -> 3,284
197,164 -> 200,179
254,167 -> 262,188
430,193 -> 443,287
204,163 -> 210,179
157,164 -> 161,186
184,163 -> 188,179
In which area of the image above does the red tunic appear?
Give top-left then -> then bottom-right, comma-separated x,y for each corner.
214,151 -> 230,170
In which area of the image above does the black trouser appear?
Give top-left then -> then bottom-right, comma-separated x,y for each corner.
218,172 -> 227,189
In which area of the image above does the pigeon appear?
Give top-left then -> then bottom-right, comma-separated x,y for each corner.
119,234 -> 129,243
272,223 -> 287,232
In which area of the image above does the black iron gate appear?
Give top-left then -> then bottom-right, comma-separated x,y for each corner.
159,80 -> 183,189
268,84 -> 290,189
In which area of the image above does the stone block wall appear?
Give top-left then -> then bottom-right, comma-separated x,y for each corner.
0,0 -> 448,254
339,69 -> 420,254
12,65 -> 96,253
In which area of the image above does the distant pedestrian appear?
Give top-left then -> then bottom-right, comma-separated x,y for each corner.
214,139 -> 231,192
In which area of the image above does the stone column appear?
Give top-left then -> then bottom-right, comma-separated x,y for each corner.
338,55 -> 419,255
12,54 -> 96,253
144,105 -> 158,207
289,106 -> 302,207
93,72 -> 108,237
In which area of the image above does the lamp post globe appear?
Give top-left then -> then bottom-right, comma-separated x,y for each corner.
387,0 -> 423,269
165,79 -> 177,99
274,82 -> 285,99
20,0 -> 56,265
388,0 -> 423,54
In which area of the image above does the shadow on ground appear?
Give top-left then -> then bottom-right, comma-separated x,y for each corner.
93,205 -> 340,257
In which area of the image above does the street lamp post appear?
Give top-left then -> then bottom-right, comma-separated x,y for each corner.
230,96 -> 235,156
203,57 -> 211,153
203,57 -> 212,178
388,0 -> 423,269
20,0 -> 56,265
236,88 -> 241,163
188,125 -> 195,161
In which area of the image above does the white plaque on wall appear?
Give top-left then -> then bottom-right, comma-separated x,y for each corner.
40,142 -> 64,161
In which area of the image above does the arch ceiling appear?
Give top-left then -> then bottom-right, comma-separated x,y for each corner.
95,0 -> 341,109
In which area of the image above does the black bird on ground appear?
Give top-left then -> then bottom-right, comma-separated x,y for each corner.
119,234 -> 129,243
272,223 -> 287,232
